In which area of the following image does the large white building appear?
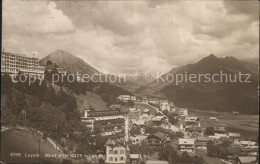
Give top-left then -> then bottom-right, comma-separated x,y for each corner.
105,139 -> 128,164
178,138 -> 195,153
1,51 -> 45,78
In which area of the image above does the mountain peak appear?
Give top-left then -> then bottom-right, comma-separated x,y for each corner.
39,50 -> 99,74
208,53 -> 217,58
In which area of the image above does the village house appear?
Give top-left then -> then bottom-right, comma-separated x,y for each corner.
214,127 -> 226,137
187,126 -> 204,138
147,132 -> 168,148
159,101 -> 171,111
132,120 -> 146,129
127,108 -> 141,120
228,132 -> 241,144
185,117 -> 200,126
118,95 -> 131,102
240,147 -> 258,156
130,135 -> 147,145
141,96 -> 148,104
148,98 -> 159,105
195,142 -> 207,150
240,141 -> 257,148
195,137 -> 213,150
178,138 -> 195,153
130,96 -> 136,101
130,154 -> 142,164
152,116 -> 167,126
105,139 -> 128,164
178,109 -> 188,117
227,144 -> 240,161
142,109 -> 150,117
238,156 -> 257,164
209,117 -> 217,121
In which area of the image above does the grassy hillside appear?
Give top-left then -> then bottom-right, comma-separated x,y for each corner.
1,128 -> 62,164
76,91 -> 107,113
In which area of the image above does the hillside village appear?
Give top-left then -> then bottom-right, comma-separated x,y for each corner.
1,51 -> 259,164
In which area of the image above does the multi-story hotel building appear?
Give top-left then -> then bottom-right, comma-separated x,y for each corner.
1,51 -> 45,78
81,109 -> 126,136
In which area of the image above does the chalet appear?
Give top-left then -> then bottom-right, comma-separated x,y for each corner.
215,133 -> 228,138
141,97 -> 148,104
108,104 -> 121,110
143,109 -> 150,117
227,144 -> 240,159
240,141 -> 257,147
178,138 -> 195,153
147,132 -> 167,148
238,156 -> 257,164
130,96 -> 136,101
185,117 -> 199,126
118,95 -> 131,102
240,147 -> 258,156
178,109 -> 188,116
195,142 -> 207,150
195,137 -> 213,150
228,133 -> 241,144
159,102 -> 171,111
130,135 -> 147,145
148,99 -> 159,105
187,127 -> 203,133
196,136 -> 214,142
214,126 -> 226,134
209,117 -> 217,121
127,108 -> 140,120
105,139 -> 128,164
130,154 -> 142,164
132,120 -> 146,128
152,116 -> 167,126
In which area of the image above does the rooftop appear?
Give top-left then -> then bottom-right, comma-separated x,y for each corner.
146,161 -> 169,164
179,138 -> 195,145
238,156 -> 257,164
153,132 -> 165,139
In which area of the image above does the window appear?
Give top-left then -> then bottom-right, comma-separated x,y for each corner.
109,157 -> 113,161
120,150 -> 124,154
109,150 -> 113,154
114,150 -> 118,154
120,156 -> 124,161
115,157 -> 118,161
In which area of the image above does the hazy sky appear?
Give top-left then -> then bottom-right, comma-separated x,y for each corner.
2,0 -> 259,75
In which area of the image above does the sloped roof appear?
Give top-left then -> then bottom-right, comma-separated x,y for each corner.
238,156 -> 257,164
178,138 -> 195,145
152,132 -> 165,139
105,138 -> 125,147
146,161 -> 169,164
196,142 -> 207,146
130,154 -> 140,159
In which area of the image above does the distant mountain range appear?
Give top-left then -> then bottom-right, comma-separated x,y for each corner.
138,54 -> 259,114
39,50 -> 154,92
39,51 -> 258,114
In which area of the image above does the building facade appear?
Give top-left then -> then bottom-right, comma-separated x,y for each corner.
81,109 -> 125,136
105,139 -> 127,164
1,52 -> 44,78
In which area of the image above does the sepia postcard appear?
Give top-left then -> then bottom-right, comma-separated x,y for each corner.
0,0 -> 259,164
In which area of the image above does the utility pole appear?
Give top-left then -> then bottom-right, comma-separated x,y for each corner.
38,130 -> 41,164
56,123 -> 58,150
